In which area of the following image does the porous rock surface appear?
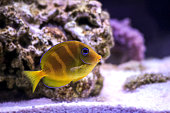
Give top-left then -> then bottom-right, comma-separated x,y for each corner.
0,0 -> 113,102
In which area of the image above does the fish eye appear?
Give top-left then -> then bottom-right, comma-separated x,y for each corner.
81,47 -> 89,56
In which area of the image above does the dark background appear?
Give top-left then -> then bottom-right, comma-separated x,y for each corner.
99,0 -> 170,58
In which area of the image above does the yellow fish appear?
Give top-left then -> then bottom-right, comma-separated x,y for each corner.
23,41 -> 101,93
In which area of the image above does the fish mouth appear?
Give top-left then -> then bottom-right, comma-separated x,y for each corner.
98,55 -> 102,62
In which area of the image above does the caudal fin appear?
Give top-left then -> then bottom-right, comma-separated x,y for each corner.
23,70 -> 46,93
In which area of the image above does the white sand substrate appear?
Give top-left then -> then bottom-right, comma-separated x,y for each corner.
1,57 -> 170,113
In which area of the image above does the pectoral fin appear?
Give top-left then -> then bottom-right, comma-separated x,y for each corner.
70,64 -> 86,72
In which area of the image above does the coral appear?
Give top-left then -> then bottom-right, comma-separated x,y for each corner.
0,0 -> 113,102
123,73 -> 170,91
107,18 -> 145,64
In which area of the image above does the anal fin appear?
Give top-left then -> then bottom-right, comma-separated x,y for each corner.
43,77 -> 71,88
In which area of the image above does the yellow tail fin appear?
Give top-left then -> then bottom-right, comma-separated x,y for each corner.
23,70 -> 46,93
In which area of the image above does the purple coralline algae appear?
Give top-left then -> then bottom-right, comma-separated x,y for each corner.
108,18 -> 145,64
